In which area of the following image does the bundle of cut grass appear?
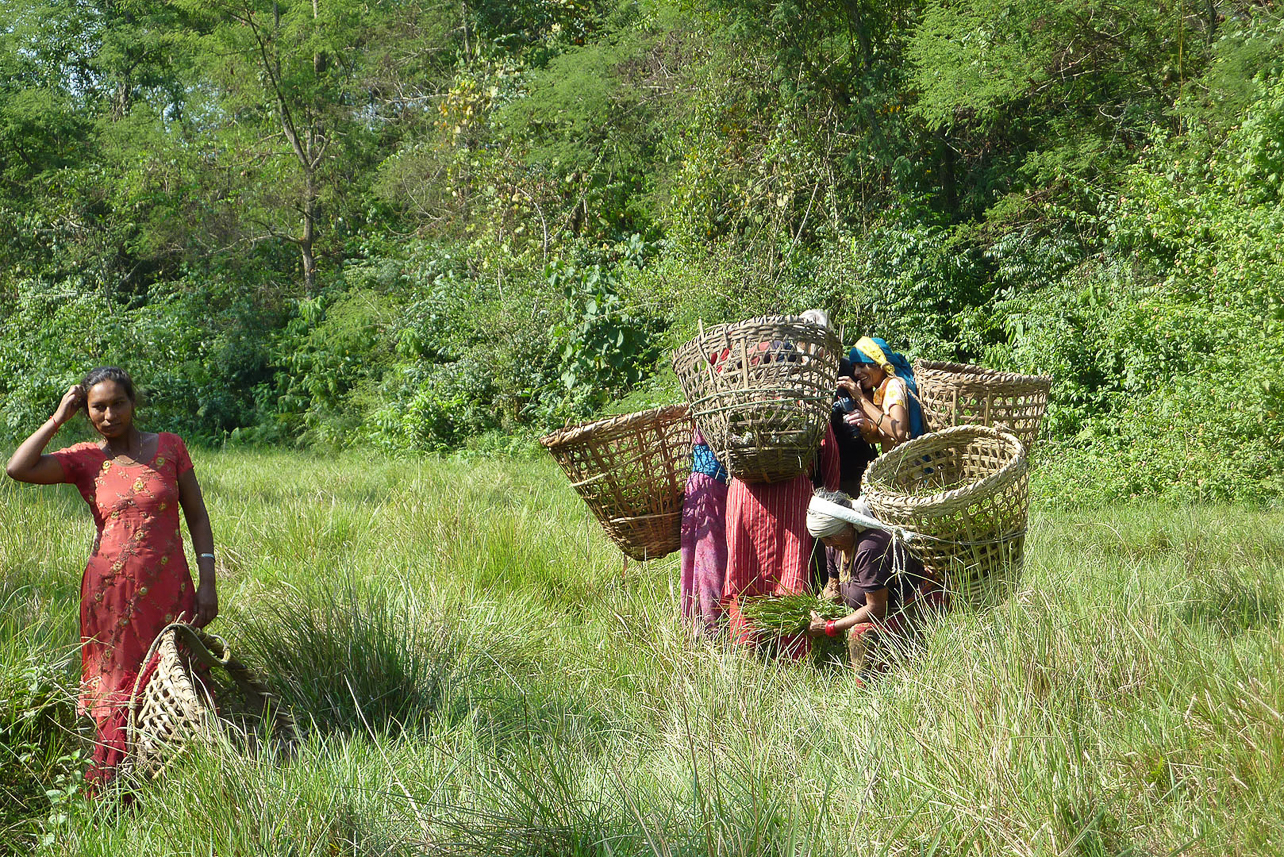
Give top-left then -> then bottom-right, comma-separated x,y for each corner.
739,593 -> 846,635
739,594 -> 850,666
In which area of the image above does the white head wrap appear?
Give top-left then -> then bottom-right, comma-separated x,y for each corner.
800,309 -> 832,330
806,494 -> 883,539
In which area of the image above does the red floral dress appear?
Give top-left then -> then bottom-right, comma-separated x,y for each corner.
51,432 -> 196,785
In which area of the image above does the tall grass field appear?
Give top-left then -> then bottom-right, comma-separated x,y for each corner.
2,449 -> 1282,855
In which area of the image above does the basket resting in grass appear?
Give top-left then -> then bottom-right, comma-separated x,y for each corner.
862,425 -> 1029,608
912,360 -> 1052,452
123,623 -> 296,780
541,405 -> 693,561
672,316 -> 840,484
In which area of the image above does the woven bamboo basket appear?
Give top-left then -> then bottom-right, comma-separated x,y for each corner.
124,623 -> 296,779
913,360 -> 1052,451
862,425 -> 1029,608
541,405 -> 693,561
672,316 -> 840,484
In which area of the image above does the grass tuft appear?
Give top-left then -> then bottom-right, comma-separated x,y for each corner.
2,450 -> 1283,855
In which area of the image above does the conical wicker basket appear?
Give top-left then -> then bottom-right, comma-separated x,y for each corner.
124,623 -> 296,779
862,425 -> 1029,608
913,360 -> 1052,451
541,405 -> 693,561
672,316 -> 840,484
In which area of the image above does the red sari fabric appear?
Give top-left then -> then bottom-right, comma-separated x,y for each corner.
51,432 -> 196,786
722,423 -> 840,653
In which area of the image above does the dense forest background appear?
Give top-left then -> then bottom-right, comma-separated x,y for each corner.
1,0 -> 1281,504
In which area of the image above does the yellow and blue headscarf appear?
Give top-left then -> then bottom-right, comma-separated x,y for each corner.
849,336 -> 924,438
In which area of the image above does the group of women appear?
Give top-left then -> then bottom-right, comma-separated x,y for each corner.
4,332 -> 924,789
678,320 -> 938,671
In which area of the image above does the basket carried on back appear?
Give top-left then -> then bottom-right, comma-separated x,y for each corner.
125,623 -> 296,779
863,426 -> 1029,608
672,316 -> 840,484
913,360 -> 1052,451
541,405 -> 692,561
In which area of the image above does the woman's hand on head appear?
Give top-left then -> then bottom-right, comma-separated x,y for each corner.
836,376 -> 860,398
194,578 -> 218,628
52,385 -> 84,426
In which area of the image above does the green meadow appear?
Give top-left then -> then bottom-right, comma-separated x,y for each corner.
2,448 -> 1283,856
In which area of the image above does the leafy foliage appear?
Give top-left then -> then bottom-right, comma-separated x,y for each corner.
2,0 -> 1282,503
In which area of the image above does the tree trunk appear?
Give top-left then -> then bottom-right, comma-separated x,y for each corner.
113,70 -> 132,120
301,163 -> 318,294
939,129 -> 958,218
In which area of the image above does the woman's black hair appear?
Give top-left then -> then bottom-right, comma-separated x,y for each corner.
80,366 -> 137,404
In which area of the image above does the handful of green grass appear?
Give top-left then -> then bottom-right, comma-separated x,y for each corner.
739,593 -> 848,635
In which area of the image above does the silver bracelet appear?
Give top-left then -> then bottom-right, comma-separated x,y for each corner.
198,553 -> 215,561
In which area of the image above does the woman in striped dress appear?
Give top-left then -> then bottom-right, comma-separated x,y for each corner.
721,423 -> 840,654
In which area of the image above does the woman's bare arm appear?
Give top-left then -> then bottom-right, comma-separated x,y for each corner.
178,466 -> 219,627
808,588 -> 890,635
6,386 -> 83,484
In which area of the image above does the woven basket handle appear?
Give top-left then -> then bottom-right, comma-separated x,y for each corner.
131,622 -> 276,718
171,624 -> 279,715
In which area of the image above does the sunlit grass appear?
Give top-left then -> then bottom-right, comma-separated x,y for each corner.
1,449 -> 1282,855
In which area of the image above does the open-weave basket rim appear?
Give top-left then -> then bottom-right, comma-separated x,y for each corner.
670,315 -> 839,483
126,622 -> 295,776
864,425 -> 1027,516
913,360 -> 1052,392
540,404 -> 690,451
671,314 -> 837,389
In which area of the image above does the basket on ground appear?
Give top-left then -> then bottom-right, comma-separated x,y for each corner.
672,316 -> 840,484
541,405 -> 692,561
913,361 -> 1052,451
862,425 -> 1029,608
125,623 -> 296,779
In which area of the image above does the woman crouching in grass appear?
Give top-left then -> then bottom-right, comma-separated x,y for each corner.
804,489 -> 940,676
6,367 -> 218,790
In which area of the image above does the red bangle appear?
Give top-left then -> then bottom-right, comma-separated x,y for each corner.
824,620 -> 838,637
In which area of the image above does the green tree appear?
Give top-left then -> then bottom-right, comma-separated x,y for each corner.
162,0 -> 386,292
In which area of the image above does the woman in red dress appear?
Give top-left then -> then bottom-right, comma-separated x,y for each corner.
6,367 -> 218,788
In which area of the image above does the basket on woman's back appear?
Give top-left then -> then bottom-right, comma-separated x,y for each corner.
862,425 -> 1030,608
541,405 -> 693,561
672,316 -> 840,484
913,360 -> 1052,451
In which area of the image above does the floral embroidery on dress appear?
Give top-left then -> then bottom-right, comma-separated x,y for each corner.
52,433 -> 198,787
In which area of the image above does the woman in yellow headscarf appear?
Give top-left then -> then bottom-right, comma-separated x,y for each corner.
838,337 -> 924,453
